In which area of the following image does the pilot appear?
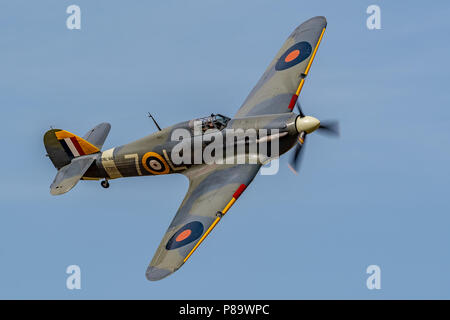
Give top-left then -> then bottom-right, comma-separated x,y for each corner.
207,115 -> 215,129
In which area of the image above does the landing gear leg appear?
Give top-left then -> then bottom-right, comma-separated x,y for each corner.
101,179 -> 110,189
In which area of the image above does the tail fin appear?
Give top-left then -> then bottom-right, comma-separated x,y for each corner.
44,129 -> 100,169
44,123 -> 111,194
44,123 -> 110,169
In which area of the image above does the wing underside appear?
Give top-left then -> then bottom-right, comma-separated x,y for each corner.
146,163 -> 261,281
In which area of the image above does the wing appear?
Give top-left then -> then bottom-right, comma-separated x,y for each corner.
234,16 -> 327,118
146,163 -> 261,281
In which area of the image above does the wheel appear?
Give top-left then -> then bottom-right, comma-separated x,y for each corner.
101,180 -> 110,189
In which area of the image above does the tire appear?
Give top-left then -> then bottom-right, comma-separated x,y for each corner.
101,180 -> 110,188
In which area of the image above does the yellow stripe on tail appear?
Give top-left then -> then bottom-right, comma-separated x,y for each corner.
54,130 -> 100,156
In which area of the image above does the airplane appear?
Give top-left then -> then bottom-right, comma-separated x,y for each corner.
43,16 -> 338,281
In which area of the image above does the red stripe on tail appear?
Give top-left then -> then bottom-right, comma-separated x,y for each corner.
70,137 -> 85,156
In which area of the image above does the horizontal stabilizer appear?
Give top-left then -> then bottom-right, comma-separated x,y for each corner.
50,154 -> 98,195
83,122 -> 111,150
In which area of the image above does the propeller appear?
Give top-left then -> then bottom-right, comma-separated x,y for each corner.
317,120 -> 340,137
288,100 -> 339,174
288,132 -> 306,174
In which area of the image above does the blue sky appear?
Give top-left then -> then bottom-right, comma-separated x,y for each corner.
0,1 -> 449,299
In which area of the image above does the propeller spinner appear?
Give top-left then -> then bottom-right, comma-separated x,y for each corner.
288,101 -> 339,174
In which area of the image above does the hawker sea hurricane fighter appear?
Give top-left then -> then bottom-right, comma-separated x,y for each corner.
44,17 -> 338,281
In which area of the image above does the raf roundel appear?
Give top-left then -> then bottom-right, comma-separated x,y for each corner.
142,152 -> 170,175
275,41 -> 312,71
166,221 -> 204,250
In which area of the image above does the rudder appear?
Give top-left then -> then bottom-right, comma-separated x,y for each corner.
44,129 -> 101,169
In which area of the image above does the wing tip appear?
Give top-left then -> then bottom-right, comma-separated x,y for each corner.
295,16 -> 327,33
145,266 -> 175,282
306,16 -> 327,25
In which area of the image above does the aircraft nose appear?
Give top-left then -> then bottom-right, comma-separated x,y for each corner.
295,116 -> 321,134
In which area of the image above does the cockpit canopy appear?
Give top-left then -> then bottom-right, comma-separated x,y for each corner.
190,114 -> 231,133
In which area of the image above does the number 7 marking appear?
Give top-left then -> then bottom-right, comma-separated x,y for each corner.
124,154 -> 142,176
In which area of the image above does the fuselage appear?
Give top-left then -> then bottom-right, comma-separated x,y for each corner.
83,113 -> 301,180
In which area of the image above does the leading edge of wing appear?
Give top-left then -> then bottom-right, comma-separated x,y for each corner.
145,163 -> 261,281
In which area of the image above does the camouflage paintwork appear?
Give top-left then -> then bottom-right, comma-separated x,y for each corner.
146,163 -> 261,280
235,16 -> 327,117
43,16 -> 327,281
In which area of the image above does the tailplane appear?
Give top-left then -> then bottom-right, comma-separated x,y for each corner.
44,123 -> 111,195
44,123 -> 110,169
50,154 -> 98,195
82,122 -> 111,150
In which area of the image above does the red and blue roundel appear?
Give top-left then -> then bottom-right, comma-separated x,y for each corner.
166,221 -> 204,250
275,41 -> 312,71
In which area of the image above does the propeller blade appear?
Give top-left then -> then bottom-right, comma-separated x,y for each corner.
288,134 -> 306,174
317,120 -> 340,137
296,100 -> 305,118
